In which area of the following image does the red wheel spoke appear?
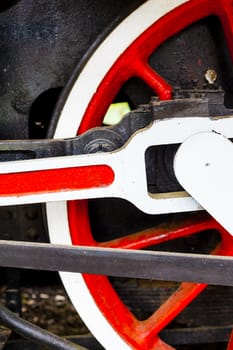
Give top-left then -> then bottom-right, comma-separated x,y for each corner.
134,242 -> 232,344
132,59 -> 172,100
135,245 -> 227,341
138,282 -> 206,342
100,217 -> 217,249
227,330 -> 233,350
96,218 -> 232,347
79,0 -> 220,134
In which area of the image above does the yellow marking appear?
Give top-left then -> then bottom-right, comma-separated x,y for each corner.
103,102 -> 131,125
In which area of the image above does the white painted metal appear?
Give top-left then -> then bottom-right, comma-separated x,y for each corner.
46,1 -> 197,349
174,131 -> 233,235
1,116 -> 233,213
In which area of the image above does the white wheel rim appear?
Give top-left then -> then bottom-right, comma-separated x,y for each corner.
46,1 -> 190,349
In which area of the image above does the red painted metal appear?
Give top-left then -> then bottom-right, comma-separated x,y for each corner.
0,165 -> 114,197
69,203 -> 233,349
78,0 -> 233,135
68,0 -> 233,348
227,331 -> 233,350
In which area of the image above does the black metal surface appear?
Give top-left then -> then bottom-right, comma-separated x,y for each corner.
71,326 -> 232,347
0,0 -> 144,140
0,303 -> 88,350
4,340 -> 92,350
0,90 -> 229,161
3,328 -> 231,350
0,104 -> 152,161
160,326 -> 232,346
0,239 -> 233,286
152,90 -> 233,118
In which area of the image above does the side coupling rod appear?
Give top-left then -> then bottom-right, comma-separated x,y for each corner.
0,239 -> 233,287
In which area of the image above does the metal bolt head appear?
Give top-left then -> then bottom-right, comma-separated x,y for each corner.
204,69 -> 217,84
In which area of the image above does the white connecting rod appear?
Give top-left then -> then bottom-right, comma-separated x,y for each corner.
174,131 -> 233,235
0,117 -> 233,215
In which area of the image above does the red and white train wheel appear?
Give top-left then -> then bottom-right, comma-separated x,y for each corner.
46,1 -> 233,349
